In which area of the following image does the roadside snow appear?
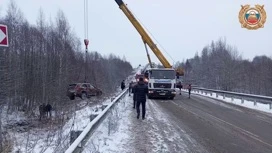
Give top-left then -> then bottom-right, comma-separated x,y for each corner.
10,99 -> 112,153
82,94 -> 132,153
81,94 -> 205,153
183,89 -> 272,114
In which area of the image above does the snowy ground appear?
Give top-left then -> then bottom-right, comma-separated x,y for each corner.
3,94 -> 126,153
9,64 -> 270,153
81,94 -> 206,153
1,67 -> 142,153
185,89 -> 272,114
79,87 -> 272,153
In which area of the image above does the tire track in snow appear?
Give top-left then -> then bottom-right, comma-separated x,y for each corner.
126,98 -> 176,152
125,97 -> 153,153
149,99 -> 209,153
146,100 -> 173,152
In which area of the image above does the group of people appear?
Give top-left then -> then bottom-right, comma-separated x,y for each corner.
39,103 -> 52,121
121,78 -> 192,120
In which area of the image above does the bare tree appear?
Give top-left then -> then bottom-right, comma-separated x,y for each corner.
0,1 -> 133,152
179,38 -> 272,96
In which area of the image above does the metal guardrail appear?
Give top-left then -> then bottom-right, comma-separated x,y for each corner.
192,87 -> 272,109
65,88 -> 129,153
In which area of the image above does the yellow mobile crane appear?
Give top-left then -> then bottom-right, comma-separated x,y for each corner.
114,0 -> 184,75
114,0 -> 183,99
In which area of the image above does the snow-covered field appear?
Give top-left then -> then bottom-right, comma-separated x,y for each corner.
4,94 -> 127,153
0,67 -> 142,153
186,89 -> 272,114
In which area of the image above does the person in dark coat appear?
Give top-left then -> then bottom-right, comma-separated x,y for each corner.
45,103 -> 52,117
39,103 -> 46,121
129,81 -> 133,96
39,103 -> 52,121
134,77 -> 148,119
177,81 -> 183,95
132,83 -> 137,109
121,80 -> 125,90
188,84 -> 192,98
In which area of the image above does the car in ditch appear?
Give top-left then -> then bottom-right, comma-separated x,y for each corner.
67,83 -> 103,100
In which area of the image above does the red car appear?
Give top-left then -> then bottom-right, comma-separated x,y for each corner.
67,83 -> 102,100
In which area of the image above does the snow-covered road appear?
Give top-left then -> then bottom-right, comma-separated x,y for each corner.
81,90 -> 272,153
81,94 -> 207,153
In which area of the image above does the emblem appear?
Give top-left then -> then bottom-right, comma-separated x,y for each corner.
160,85 -> 165,88
238,5 -> 267,30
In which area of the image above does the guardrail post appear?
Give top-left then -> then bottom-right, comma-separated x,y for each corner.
101,105 -> 108,111
254,100 -> 257,106
70,130 -> 83,145
231,97 -> 234,101
216,93 -> 218,98
197,90 -> 199,93
201,91 -> 203,94
270,103 -> 272,110
205,92 -> 207,95
210,92 -> 212,96
241,98 -> 244,104
90,114 -> 98,122
223,94 -> 225,99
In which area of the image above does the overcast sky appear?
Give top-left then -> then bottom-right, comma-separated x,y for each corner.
0,0 -> 271,67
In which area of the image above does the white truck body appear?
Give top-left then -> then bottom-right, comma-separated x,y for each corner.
146,68 -> 177,99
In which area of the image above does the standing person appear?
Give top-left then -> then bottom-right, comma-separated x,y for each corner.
121,80 -> 125,91
188,84 -> 192,98
177,81 -> 182,95
129,81 -> 133,96
45,103 -> 52,118
132,83 -> 137,109
134,77 -> 148,119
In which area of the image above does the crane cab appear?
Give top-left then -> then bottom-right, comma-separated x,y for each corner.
147,68 -> 177,99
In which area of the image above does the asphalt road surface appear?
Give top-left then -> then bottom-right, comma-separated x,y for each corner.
151,92 -> 272,153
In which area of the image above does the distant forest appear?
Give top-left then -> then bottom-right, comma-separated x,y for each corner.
0,1 -> 132,113
178,38 -> 272,96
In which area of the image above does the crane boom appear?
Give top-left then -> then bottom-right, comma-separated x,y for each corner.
143,42 -> 153,68
115,0 -> 172,68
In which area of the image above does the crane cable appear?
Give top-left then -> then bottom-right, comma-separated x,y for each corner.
84,0 -> 89,82
126,5 -> 176,65
84,0 -> 89,39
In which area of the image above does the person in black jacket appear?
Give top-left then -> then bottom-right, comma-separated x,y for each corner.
121,80 -> 125,90
131,83 -> 137,109
134,77 -> 148,119
177,81 -> 183,95
129,81 -> 133,96
188,84 -> 192,98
